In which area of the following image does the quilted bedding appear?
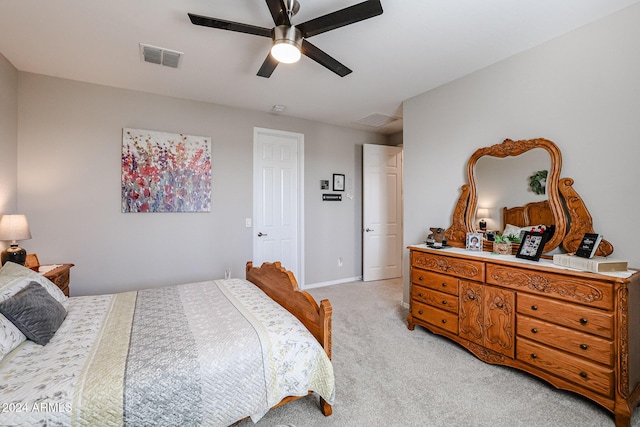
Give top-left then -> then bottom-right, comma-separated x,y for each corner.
0,278 -> 335,426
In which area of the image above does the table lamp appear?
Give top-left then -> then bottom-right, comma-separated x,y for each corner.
477,208 -> 489,231
0,214 -> 32,266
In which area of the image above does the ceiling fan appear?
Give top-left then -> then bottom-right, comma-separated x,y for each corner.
188,0 -> 383,78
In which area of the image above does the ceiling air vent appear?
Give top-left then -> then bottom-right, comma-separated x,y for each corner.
140,43 -> 183,68
353,113 -> 399,128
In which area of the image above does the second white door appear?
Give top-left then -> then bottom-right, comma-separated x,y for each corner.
362,144 -> 403,281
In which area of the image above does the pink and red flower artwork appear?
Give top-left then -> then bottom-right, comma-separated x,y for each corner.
122,128 -> 212,212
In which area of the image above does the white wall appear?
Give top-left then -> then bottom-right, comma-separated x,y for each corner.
0,52 -> 18,217
403,4 -> 640,304
15,73 -> 388,295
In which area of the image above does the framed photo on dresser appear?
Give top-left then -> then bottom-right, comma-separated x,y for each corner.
466,232 -> 483,251
515,231 -> 547,261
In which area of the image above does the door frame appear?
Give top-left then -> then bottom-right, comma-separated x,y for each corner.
252,127 -> 305,287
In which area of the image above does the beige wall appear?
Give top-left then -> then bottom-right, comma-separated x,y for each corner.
0,52 -> 18,217
403,4 -> 640,304
15,73 -> 388,295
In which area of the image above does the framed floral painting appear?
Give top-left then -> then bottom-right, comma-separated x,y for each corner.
121,128 -> 212,212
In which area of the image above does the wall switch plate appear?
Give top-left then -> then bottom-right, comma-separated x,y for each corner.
245,218 -> 252,227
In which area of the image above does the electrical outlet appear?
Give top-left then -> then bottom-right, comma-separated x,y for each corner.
338,257 -> 343,267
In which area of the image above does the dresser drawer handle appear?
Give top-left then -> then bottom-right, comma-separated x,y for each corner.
580,318 -> 588,325
418,310 -> 424,315
441,282 -> 447,287
531,353 -> 537,359
419,276 -> 424,281
531,305 -> 538,310
418,293 -> 424,297
531,328 -> 538,334
580,372 -> 588,378
580,344 -> 588,350
442,300 -> 447,305
441,319 -> 447,324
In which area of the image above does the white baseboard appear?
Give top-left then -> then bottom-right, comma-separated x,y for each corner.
303,276 -> 362,290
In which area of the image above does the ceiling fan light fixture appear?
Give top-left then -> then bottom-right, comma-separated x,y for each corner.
271,25 -> 302,64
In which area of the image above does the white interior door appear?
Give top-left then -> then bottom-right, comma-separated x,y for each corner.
253,128 -> 304,283
363,144 -> 403,281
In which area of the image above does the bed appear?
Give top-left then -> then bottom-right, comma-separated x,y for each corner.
501,200 -> 554,231
0,260 -> 334,426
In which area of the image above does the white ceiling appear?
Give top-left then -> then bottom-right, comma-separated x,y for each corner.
1,0 -> 638,134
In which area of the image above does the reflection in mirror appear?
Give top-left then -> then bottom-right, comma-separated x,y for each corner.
474,148 -> 550,232
462,138 -> 567,253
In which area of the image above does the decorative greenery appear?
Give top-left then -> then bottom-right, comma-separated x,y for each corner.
495,234 -> 521,244
494,235 -> 508,244
529,170 -> 548,195
504,233 -> 522,243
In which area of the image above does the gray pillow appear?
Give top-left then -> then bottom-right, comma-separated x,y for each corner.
0,281 -> 67,345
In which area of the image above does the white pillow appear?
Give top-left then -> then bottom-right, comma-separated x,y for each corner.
502,224 -> 523,238
0,313 -> 26,361
0,262 -> 67,304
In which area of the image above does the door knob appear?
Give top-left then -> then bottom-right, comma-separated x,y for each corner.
257,232 -> 268,237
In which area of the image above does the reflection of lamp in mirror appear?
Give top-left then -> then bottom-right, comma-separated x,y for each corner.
0,214 -> 32,266
477,208 -> 489,231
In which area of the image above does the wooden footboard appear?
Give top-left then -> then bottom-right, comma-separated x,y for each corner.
245,261 -> 333,416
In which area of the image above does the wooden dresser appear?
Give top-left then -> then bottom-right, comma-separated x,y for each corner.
407,245 -> 640,427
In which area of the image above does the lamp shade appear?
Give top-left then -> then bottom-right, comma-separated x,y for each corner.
0,214 -> 32,242
477,208 -> 490,219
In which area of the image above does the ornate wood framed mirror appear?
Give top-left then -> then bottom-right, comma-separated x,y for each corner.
444,138 -> 613,256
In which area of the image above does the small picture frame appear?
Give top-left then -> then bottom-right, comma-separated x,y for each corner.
320,179 -> 330,190
333,174 -> 345,191
466,232 -> 483,251
515,231 -> 547,261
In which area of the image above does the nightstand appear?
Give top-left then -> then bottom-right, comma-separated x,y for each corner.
25,254 -> 74,296
42,264 -> 74,296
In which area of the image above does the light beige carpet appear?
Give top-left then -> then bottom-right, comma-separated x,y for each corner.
236,278 -> 639,427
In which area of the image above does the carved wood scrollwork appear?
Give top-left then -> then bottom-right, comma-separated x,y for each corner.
618,285 -> 629,398
467,341 -> 505,364
485,292 -> 514,352
413,254 -> 480,280
444,184 -> 470,248
559,178 -> 614,256
489,267 -> 605,305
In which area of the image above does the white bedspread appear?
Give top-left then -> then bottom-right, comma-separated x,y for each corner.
0,278 -> 334,426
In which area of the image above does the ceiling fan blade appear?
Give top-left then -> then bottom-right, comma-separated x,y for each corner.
265,0 -> 291,26
188,13 -> 272,38
297,0 -> 383,38
257,53 -> 279,78
301,40 -> 352,77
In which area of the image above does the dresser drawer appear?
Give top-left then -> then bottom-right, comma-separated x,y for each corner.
412,251 -> 484,282
486,264 -> 613,310
517,293 -> 613,339
517,337 -> 613,397
411,285 -> 458,314
517,315 -> 613,366
412,300 -> 458,334
411,270 -> 459,296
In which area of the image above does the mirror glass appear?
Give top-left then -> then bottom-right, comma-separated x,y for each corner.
474,148 -> 550,232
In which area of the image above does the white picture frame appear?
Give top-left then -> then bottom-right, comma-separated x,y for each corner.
466,232 -> 483,251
